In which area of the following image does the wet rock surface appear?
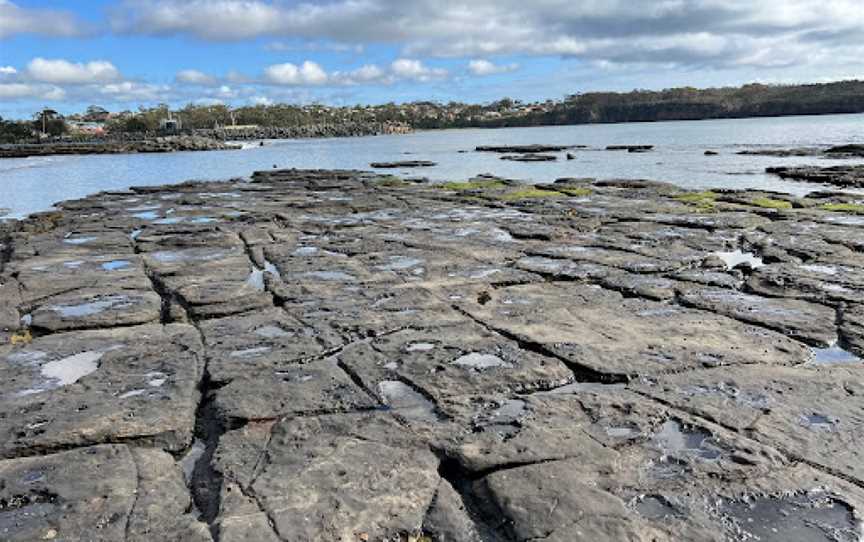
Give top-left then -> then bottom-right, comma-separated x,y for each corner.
0,136 -> 240,158
370,160 -> 437,168
767,164 -> 864,187
1,168 -> 863,541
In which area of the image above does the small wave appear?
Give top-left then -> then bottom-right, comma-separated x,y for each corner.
229,141 -> 265,150
0,156 -> 58,172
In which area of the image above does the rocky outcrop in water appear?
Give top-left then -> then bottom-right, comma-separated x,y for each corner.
500,154 -> 557,162
370,160 -> 436,168
0,136 -> 239,159
195,122 -> 412,141
767,164 -> 864,187
739,144 -> 864,158
475,144 -> 579,153
1,170 -> 863,541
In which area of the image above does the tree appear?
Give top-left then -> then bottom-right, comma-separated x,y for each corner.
84,105 -> 110,122
33,108 -> 66,137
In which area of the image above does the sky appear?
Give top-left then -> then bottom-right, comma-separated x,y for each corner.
1,0 -> 863,118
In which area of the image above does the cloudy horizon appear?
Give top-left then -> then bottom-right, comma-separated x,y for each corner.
2,0 -> 863,117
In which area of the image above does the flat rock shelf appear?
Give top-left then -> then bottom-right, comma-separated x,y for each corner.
1,169 -> 864,542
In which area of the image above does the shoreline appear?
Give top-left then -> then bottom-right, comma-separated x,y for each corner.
0,168 -> 862,540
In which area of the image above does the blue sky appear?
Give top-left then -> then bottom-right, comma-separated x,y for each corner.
2,0 -> 863,118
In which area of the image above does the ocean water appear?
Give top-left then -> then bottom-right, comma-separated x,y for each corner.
2,113 -> 864,219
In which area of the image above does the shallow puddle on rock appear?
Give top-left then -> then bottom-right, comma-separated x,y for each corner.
713,249 -> 764,270
101,260 -> 131,271
376,255 -> 424,271
452,352 -> 511,370
800,264 -> 838,276
50,295 -> 132,317
62,236 -> 96,245
606,425 -> 640,439
633,495 -> 680,520
131,211 -> 160,220
810,345 -> 862,365
683,383 -> 773,409
63,260 -> 84,269
127,204 -> 161,212
479,399 -> 527,437
230,346 -> 271,359
719,492 -> 860,542
150,250 -> 226,263
246,268 -> 265,291
130,229 -> 142,241
654,420 -> 722,460
378,380 -> 439,423
41,351 -> 103,387
180,439 -> 207,485
153,217 -> 184,225
801,413 -> 838,432
255,325 -> 289,339
292,246 -> 319,256
299,270 -> 357,282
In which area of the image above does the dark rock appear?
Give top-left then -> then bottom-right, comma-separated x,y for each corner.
475,144 -> 574,153
500,153 -> 557,162
370,160 -> 436,168
606,144 -> 653,151
767,165 -> 864,188
0,136 -> 239,158
825,144 -> 864,156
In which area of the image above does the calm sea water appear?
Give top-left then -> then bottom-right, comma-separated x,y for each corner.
2,113 -> 864,219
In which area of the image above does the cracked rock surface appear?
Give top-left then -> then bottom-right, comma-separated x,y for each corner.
1,168 -> 863,541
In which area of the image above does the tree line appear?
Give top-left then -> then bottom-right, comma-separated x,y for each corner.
3,80 -> 864,143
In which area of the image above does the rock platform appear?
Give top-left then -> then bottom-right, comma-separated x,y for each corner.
1,169 -> 863,541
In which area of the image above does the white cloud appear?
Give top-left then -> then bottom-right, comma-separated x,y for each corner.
351,64 -> 385,81
107,0 -> 864,76
176,69 -> 217,85
264,61 -> 328,85
0,83 -> 65,101
250,95 -> 274,106
0,0 -> 85,38
468,59 -> 518,76
391,59 -> 447,81
26,58 -> 121,85
98,81 -> 167,101
0,66 -> 17,76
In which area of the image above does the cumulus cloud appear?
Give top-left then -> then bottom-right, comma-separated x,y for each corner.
390,59 -> 447,81
468,59 -> 518,76
0,83 -> 65,101
107,0 -> 864,73
0,0 -> 86,38
176,69 -> 217,85
0,66 -> 17,76
250,95 -> 274,106
264,61 -> 329,85
98,81 -> 169,101
26,58 -> 121,85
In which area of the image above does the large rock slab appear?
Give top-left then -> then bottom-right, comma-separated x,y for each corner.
631,364 -> 864,484
214,413 -> 440,541
678,286 -> 838,346
0,444 -> 210,541
461,283 -> 811,379
0,324 -> 203,457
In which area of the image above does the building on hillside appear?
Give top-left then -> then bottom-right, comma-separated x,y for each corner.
159,117 -> 182,133
67,121 -> 106,136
